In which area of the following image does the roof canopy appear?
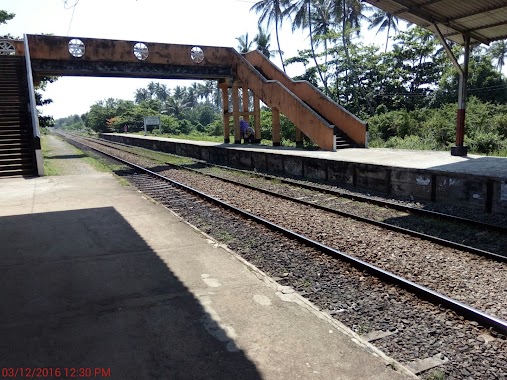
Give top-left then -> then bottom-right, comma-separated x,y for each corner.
363,0 -> 507,45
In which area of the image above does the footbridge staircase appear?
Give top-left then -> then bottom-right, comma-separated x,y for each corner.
0,51 -> 40,177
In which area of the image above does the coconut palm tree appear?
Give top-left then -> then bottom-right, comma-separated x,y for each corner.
165,96 -> 192,119
285,0 -> 330,95
134,88 -> 150,104
254,26 -> 273,58
368,10 -> 399,52
310,0 -> 337,95
236,33 -> 254,53
333,0 -> 373,114
489,40 -> 507,72
250,0 -> 288,72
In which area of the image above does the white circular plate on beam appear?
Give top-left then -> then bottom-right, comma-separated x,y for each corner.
68,38 -> 85,58
0,41 -> 15,55
133,42 -> 149,61
190,46 -> 204,63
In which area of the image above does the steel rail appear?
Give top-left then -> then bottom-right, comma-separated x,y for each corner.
143,156 -> 507,262
73,134 -> 507,260
88,134 -> 507,234
202,162 -> 507,234
62,132 -> 507,336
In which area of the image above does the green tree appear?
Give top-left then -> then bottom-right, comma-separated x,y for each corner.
368,10 -> 399,53
254,26 -> 273,58
285,0 -> 329,95
0,10 -> 15,25
165,96 -> 192,119
433,51 -> 507,105
236,32 -> 254,53
250,0 -> 288,73
134,88 -> 150,104
489,40 -> 507,72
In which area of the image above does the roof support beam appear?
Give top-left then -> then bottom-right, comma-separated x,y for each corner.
444,19 -> 507,38
445,3 -> 507,22
387,0 -> 491,44
434,24 -> 463,75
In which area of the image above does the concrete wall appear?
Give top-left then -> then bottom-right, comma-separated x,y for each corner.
102,134 -> 507,215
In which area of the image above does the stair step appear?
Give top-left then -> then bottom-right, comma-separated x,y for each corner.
0,125 -> 30,130
0,130 -> 30,135
0,157 -> 33,165
0,142 -> 31,149
0,150 -> 32,158
0,146 -> 31,152
0,137 -> 30,143
0,168 -> 36,177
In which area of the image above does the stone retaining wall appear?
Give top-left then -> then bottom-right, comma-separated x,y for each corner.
102,134 -> 507,215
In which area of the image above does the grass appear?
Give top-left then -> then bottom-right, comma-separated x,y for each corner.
41,136 -> 61,176
423,369 -> 446,380
214,230 -> 234,243
133,131 -> 224,143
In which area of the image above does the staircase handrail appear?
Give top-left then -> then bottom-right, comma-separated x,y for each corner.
23,34 -> 43,175
244,50 -> 367,146
230,49 -> 336,151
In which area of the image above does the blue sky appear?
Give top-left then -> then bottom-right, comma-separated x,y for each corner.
1,0 -> 385,119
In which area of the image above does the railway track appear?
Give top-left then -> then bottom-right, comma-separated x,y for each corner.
59,131 -> 507,379
78,134 -> 507,258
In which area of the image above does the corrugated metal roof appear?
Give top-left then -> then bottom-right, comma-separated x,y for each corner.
363,0 -> 507,45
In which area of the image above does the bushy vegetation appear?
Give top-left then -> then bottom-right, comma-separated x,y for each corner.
368,97 -> 507,155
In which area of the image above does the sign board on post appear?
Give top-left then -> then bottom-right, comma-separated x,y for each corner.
143,116 -> 161,135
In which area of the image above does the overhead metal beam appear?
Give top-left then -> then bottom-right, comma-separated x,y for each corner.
383,0 -> 492,44
444,3 -> 507,23
418,0 -> 446,8
444,19 -> 507,36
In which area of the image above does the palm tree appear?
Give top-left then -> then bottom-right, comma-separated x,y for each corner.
333,0 -> 373,114
311,0 -> 337,95
368,10 -> 399,53
154,83 -> 170,102
165,96 -> 192,119
197,80 -> 215,103
250,0 -> 288,73
254,26 -> 273,58
236,33 -> 254,53
134,88 -> 150,104
285,0 -> 329,95
489,40 -> 507,72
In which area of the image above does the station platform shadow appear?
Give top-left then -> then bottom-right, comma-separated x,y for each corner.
0,207 -> 261,380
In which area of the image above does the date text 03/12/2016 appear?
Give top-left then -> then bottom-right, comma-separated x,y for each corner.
1,367 -> 111,378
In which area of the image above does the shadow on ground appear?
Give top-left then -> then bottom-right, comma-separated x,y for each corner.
0,207 -> 261,380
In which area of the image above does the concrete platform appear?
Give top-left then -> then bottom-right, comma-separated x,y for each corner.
0,144 -> 414,378
103,133 -> 507,215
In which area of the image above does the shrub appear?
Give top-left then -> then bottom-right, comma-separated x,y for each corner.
466,131 -> 505,155
384,135 -> 438,150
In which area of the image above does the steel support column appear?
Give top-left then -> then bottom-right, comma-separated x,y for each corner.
435,25 -> 470,156
453,34 -> 470,156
